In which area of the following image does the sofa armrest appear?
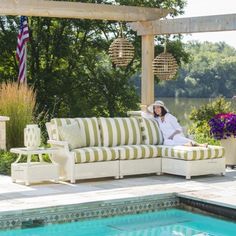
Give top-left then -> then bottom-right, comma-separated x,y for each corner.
47,139 -> 70,152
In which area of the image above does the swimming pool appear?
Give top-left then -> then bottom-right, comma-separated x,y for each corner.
1,208 -> 235,236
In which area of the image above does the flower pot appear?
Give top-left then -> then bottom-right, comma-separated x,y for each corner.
24,124 -> 41,150
220,136 -> 236,166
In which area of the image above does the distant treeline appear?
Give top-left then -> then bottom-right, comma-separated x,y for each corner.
131,41 -> 236,98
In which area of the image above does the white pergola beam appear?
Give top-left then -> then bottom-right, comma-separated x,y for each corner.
129,13 -> 236,35
0,0 -> 171,22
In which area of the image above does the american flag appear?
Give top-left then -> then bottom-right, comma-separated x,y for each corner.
16,16 -> 29,83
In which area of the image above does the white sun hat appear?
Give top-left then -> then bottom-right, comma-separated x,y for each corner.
147,100 -> 169,113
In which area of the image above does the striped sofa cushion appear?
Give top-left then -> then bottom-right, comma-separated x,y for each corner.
138,117 -> 163,145
50,118 -> 101,147
159,145 -> 225,161
119,145 -> 161,160
99,117 -> 142,147
73,147 -> 120,163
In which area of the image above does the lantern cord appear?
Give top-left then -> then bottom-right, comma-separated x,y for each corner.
118,22 -> 123,38
164,34 -> 170,53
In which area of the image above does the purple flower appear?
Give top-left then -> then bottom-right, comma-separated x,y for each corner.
209,113 -> 236,140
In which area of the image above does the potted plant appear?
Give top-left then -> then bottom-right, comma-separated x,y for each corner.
209,113 -> 236,167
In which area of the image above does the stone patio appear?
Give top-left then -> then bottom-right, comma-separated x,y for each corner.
0,169 -> 236,213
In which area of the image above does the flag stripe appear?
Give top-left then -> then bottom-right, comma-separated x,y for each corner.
16,16 -> 29,83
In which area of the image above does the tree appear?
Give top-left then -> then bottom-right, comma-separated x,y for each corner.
154,41 -> 236,98
0,0 -> 187,118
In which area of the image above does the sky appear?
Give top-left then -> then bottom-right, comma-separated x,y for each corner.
178,0 -> 236,48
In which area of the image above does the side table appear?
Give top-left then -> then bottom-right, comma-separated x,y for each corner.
10,147 -> 59,186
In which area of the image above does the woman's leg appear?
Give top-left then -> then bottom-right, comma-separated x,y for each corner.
173,135 -> 208,147
173,135 -> 193,146
164,135 -> 208,147
192,142 -> 208,148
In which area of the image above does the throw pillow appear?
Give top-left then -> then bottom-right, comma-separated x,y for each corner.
58,123 -> 86,150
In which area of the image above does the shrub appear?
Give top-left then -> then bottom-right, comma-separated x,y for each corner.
0,82 -> 36,149
188,97 -> 234,145
0,150 -> 16,175
34,109 -> 51,146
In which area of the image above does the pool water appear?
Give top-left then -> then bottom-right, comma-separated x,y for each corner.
1,208 -> 236,236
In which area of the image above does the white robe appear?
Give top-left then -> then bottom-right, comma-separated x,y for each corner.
155,113 -> 192,146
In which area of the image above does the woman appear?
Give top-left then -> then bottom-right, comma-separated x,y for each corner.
147,100 -> 208,147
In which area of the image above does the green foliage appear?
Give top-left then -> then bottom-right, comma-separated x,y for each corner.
155,41 -> 236,98
27,16 -> 142,118
34,109 -> 51,145
0,150 -> 16,175
188,97 -> 234,144
0,0 -> 187,122
0,82 -> 36,149
0,17 -> 19,82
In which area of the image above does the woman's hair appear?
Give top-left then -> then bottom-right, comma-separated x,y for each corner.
153,106 -> 168,118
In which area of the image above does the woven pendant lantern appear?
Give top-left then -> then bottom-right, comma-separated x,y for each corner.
153,39 -> 178,80
109,24 -> 134,67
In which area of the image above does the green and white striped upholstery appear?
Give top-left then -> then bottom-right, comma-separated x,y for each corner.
99,117 -> 142,147
159,145 -> 225,161
50,118 -> 101,147
138,117 -> 163,145
119,145 -> 161,160
73,147 -> 119,163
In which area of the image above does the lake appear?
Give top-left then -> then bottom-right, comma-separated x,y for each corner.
159,97 -> 236,131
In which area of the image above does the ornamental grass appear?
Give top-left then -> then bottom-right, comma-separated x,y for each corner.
0,82 -> 36,149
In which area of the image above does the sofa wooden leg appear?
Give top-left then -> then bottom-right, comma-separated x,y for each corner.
70,179 -> 76,184
119,175 -> 124,179
156,172 -> 162,176
114,176 -> 119,180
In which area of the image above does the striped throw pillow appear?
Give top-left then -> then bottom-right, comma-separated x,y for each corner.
99,117 -> 142,147
139,117 -> 163,145
58,123 -> 86,150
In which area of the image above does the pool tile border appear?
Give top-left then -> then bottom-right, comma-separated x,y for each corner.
0,193 -> 179,230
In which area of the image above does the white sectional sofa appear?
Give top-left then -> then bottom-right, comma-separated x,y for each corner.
46,117 -> 225,183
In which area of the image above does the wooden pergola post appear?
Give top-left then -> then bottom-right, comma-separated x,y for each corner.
141,35 -> 155,110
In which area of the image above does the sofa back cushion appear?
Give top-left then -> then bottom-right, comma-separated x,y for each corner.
99,117 -> 142,147
50,118 -> 101,147
139,117 -> 163,145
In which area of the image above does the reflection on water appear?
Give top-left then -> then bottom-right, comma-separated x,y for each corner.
160,97 -> 236,130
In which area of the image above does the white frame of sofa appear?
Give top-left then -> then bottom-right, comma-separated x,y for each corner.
48,140 -> 120,183
162,157 -> 225,179
119,158 -> 162,179
48,139 -> 162,183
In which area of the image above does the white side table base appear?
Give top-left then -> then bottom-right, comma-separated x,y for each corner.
10,147 -> 59,186
11,162 -> 59,186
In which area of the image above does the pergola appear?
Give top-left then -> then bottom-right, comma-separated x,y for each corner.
1,0 -> 236,110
